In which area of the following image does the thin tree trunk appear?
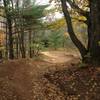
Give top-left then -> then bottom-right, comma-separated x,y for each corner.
7,17 -> 14,59
3,0 -> 14,59
16,36 -> 19,58
5,24 -> 8,59
29,30 -> 32,58
20,31 -> 26,58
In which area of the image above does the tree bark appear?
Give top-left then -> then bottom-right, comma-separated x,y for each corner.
60,0 -> 87,59
89,0 -> 100,62
7,17 -> 14,59
29,30 -> 32,58
20,31 -> 26,58
3,0 -> 14,59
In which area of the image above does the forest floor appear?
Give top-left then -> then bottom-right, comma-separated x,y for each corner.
0,51 -> 100,100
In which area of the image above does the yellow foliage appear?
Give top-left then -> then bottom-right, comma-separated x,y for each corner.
47,18 -> 66,30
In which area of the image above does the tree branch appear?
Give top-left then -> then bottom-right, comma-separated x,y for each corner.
67,0 -> 89,17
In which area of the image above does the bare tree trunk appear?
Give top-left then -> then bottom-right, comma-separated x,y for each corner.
29,30 -> 32,58
15,36 -> 19,58
8,18 -> 14,59
60,0 -> 87,59
0,50 -> 2,61
89,0 -> 100,62
60,0 -> 100,64
5,24 -> 8,59
20,31 -> 26,58
3,0 -> 14,59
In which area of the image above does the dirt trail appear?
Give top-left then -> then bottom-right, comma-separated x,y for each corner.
0,51 -> 99,100
41,51 -> 79,64
0,51 -> 81,100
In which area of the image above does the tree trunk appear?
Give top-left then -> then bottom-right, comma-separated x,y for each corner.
60,0 -> 87,59
3,0 -> 14,59
61,0 -> 100,64
20,32 -> 26,58
29,31 -> 32,58
5,24 -> 8,59
7,17 -> 14,59
89,0 -> 100,62
0,51 -> 2,60
16,36 -> 19,58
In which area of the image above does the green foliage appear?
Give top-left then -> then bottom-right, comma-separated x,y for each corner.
1,0 -> 49,58
22,5 -> 48,19
41,29 -> 66,50
47,18 -> 66,31
48,32 -> 64,49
